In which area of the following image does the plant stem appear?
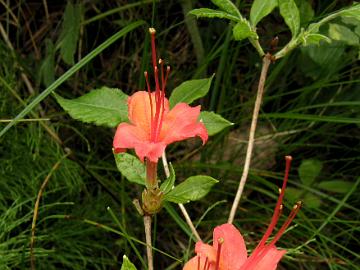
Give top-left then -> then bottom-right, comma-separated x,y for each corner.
227,53 -> 272,224
161,153 -> 202,241
144,215 -> 153,270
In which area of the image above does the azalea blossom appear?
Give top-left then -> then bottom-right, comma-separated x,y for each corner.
184,156 -> 301,270
113,28 -> 208,163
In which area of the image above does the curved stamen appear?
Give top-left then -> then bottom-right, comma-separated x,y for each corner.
240,156 -> 293,269
249,201 -> 302,267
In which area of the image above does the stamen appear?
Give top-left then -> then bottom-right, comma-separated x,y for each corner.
156,66 -> 171,141
153,67 -> 162,141
159,58 -> 165,89
250,201 -> 302,267
215,238 -> 224,270
197,256 -> 200,270
255,156 -> 292,250
144,71 -> 154,140
149,28 -> 157,71
268,201 -> 302,247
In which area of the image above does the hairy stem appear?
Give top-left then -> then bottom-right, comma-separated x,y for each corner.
228,54 -> 272,224
161,153 -> 202,241
144,215 -> 153,270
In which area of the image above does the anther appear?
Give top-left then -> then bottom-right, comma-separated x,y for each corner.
149,27 -> 156,34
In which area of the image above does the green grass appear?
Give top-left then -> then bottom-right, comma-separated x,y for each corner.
0,1 -> 359,269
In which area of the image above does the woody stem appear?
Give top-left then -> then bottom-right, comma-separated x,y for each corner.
146,161 -> 158,189
228,53 -> 272,224
144,215 -> 153,270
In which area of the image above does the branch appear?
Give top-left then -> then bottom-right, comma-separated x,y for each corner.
228,53 -> 272,224
144,215 -> 153,270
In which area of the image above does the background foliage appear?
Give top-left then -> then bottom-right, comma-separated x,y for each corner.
0,0 -> 359,269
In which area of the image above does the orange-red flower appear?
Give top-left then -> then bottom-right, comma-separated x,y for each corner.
183,156 -> 301,270
113,28 -> 208,162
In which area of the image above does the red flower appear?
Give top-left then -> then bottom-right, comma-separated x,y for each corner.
113,28 -> 208,162
183,156 -> 301,270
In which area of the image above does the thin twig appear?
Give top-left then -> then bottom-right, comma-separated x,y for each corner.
161,153 -> 202,242
30,153 -> 70,270
228,54 -> 272,224
144,215 -> 153,270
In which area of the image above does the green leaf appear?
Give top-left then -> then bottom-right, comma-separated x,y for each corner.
250,0 -> 277,26
302,33 -> 331,46
304,193 -> 321,209
278,0 -> 300,36
169,75 -> 214,108
58,2 -> 82,65
189,8 -> 241,22
328,23 -> 359,46
114,152 -> 146,185
121,255 -> 137,270
39,39 -> 55,87
211,0 -> 241,18
233,20 -> 258,41
165,175 -> 218,204
54,87 -> 128,127
160,163 -> 176,194
295,0 -> 314,25
298,159 -> 322,186
318,180 -> 354,193
199,111 -> 233,136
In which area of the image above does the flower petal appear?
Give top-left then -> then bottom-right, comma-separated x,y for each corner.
113,122 -> 165,162
213,224 -> 248,270
195,241 -> 217,263
113,123 -> 147,150
160,103 -> 208,145
251,247 -> 286,270
128,91 -> 169,136
134,141 -> 167,162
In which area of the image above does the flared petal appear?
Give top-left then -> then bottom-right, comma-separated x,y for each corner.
183,255 -> 216,270
213,224 -> 248,270
128,91 -> 169,137
113,122 -> 166,162
113,123 -> 147,151
160,103 -> 208,145
251,247 -> 286,270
